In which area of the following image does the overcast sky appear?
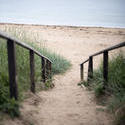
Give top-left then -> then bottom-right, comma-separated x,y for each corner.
0,0 -> 125,27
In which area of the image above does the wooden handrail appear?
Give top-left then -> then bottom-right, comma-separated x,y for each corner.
0,31 -> 52,100
80,59 -> 89,65
90,41 -> 125,57
0,31 -> 52,63
80,42 -> 125,65
80,41 -> 125,86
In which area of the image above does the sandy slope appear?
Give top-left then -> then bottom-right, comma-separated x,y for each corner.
0,24 -> 125,125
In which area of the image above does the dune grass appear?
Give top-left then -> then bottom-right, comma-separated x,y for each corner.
0,26 -> 71,118
80,51 -> 125,125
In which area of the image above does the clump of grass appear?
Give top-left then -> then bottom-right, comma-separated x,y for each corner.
82,51 -> 125,124
78,80 -> 90,87
0,26 -> 71,118
108,53 -> 125,93
0,98 -> 20,118
27,42 -> 71,75
94,83 -> 104,97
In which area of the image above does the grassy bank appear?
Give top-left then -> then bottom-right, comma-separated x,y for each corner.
80,52 -> 125,125
0,27 -> 71,118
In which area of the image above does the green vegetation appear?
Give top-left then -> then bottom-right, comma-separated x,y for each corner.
27,42 -> 71,75
0,27 -> 71,118
80,52 -> 125,125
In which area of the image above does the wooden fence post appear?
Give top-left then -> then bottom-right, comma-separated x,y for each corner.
30,50 -> 35,93
49,62 -> 52,79
87,56 -> 93,82
80,64 -> 84,81
46,60 -> 49,80
41,57 -> 46,83
7,39 -> 18,100
46,60 -> 51,80
103,51 -> 108,85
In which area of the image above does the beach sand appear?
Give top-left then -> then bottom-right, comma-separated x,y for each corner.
0,24 -> 125,125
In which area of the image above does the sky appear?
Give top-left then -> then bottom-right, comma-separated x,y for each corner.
0,0 -> 125,28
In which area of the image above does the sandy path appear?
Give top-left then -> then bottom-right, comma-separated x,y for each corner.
1,25 -> 125,125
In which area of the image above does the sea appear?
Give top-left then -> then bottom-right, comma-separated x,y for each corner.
0,0 -> 125,28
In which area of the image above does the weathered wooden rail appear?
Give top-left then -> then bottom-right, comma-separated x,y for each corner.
80,41 -> 125,86
0,31 -> 52,100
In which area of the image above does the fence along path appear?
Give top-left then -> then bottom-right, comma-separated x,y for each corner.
80,41 -> 125,87
0,31 -> 52,100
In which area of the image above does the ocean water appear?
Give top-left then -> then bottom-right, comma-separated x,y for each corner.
0,0 -> 125,28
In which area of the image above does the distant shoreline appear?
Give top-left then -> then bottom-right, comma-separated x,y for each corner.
0,22 -> 125,29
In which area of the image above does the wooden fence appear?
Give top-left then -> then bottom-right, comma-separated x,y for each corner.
0,31 -> 52,100
80,41 -> 125,86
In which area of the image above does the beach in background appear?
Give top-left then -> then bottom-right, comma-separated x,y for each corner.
0,0 -> 125,28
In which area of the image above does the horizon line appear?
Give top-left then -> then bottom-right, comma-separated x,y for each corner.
0,22 -> 125,29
